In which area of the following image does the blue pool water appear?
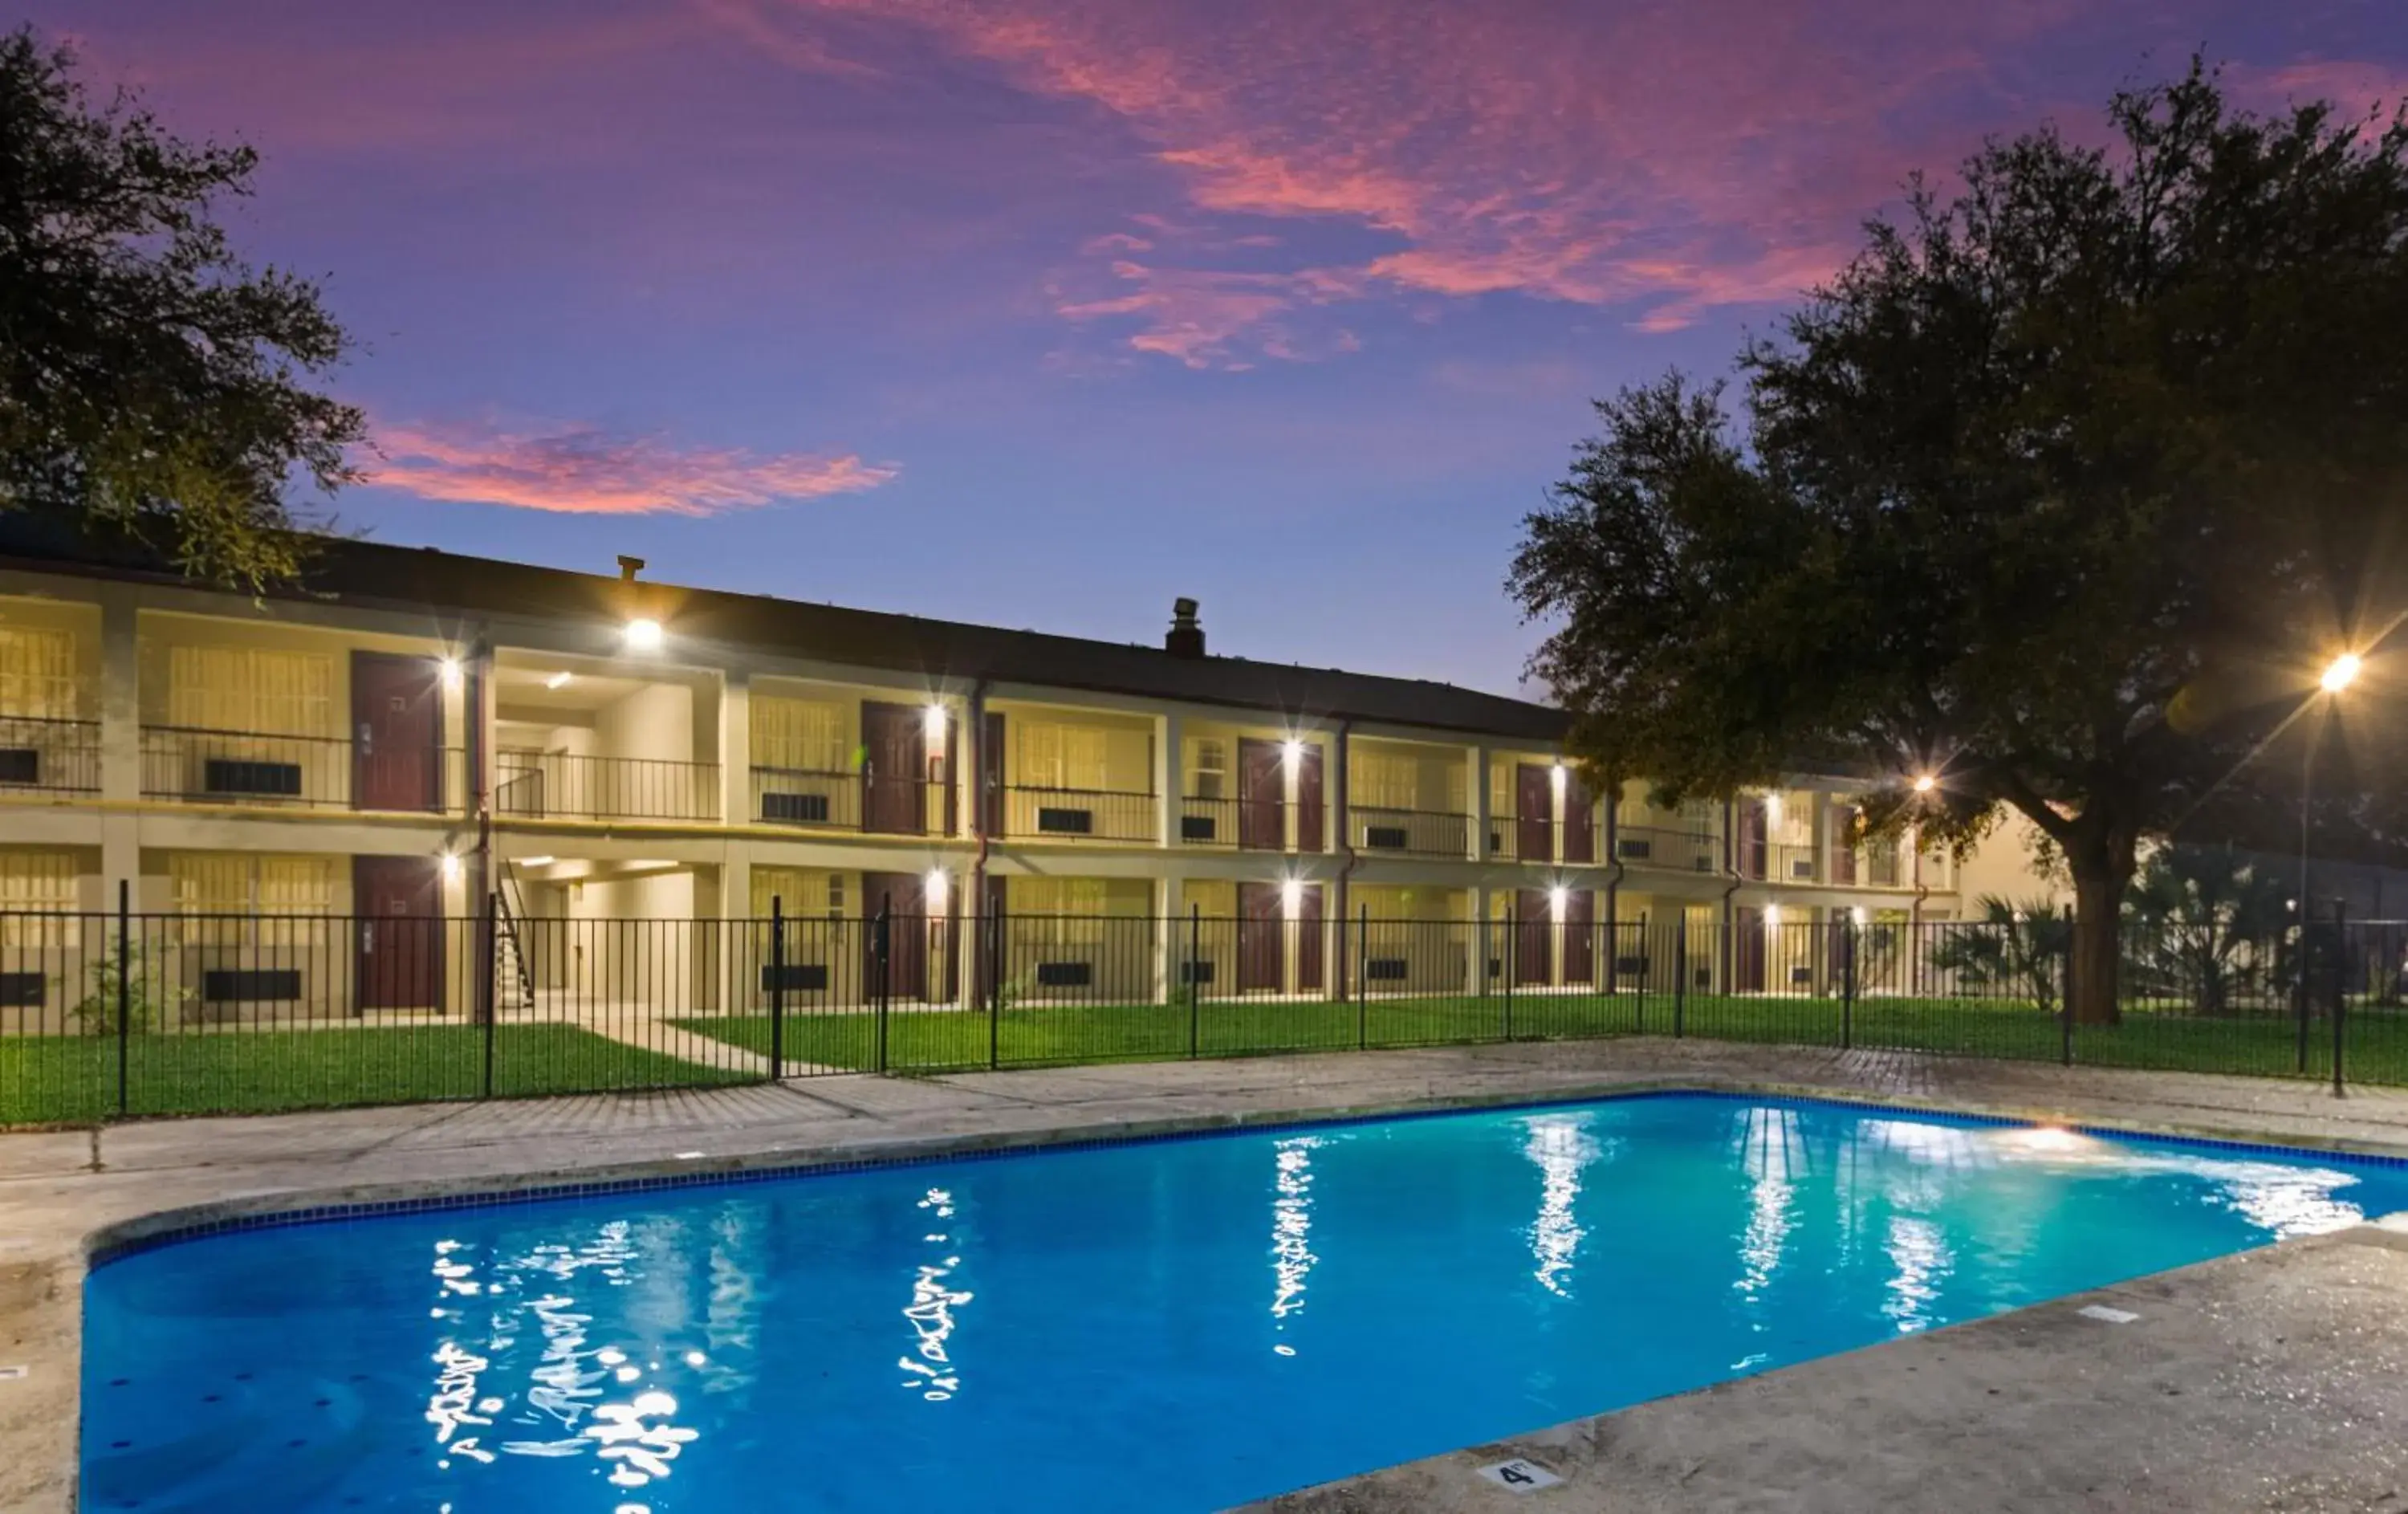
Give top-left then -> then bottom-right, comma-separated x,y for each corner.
82,1093 -> 2408,1512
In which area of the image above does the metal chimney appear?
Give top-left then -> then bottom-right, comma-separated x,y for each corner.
1165,597 -> 1205,658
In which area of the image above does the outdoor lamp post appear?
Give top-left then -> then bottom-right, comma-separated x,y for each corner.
2301,653 -> 2362,921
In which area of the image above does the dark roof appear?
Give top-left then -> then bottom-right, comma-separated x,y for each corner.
0,524 -> 1568,743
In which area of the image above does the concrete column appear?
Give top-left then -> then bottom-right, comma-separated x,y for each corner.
1156,710 -> 1182,849
1467,743 -> 1490,861
1469,883 -> 1492,994
97,589 -> 139,898
719,669 -> 750,828
1152,874 -> 1180,1004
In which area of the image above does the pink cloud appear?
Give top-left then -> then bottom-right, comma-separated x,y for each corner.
366,420 -> 898,515
2239,60 -> 2408,128
737,0 -> 2082,360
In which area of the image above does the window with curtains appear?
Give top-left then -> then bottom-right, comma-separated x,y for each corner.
1189,737 -> 1227,800
170,853 -> 335,946
1013,877 -> 1112,949
0,850 -> 80,949
0,626 -> 77,718
1353,751 -> 1421,811
166,645 -> 334,735
750,868 -> 847,920
751,697 -> 848,773
1017,722 -> 1108,791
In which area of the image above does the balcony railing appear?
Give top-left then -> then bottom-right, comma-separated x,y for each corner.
0,716 -> 100,796
750,766 -> 952,836
1347,805 -> 1470,860
1612,824 -> 1720,873
1178,794 -> 1308,850
998,784 -> 1157,843
496,752 -> 720,823
142,726 -> 458,812
1739,840 -> 1822,884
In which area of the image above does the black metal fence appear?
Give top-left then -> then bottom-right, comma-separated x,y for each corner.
2,898 -> 2397,1125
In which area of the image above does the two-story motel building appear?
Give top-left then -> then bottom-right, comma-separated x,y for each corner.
0,529 -> 2047,1024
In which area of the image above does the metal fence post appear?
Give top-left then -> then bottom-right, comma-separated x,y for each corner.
1357,904 -> 1369,1050
115,878 -> 130,1117
768,896 -> 786,1082
874,896 -> 892,1074
2296,905 -> 2312,1074
1503,901 -> 1516,1041
1674,913 -> 1687,1039
2060,904 -> 2075,1067
2333,900 -> 2349,1098
1841,913 -> 1856,1052
1187,903 -> 1202,1059
481,891 -> 498,1099
987,905 -> 1001,1071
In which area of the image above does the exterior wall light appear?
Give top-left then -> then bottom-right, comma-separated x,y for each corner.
1283,738 -> 1307,766
624,618 -> 665,653
438,657 -> 463,690
519,855 -> 555,868
440,853 -> 462,883
2321,653 -> 2363,694
925,869 -> 949,909
1763,903 -> 1781,929
1912,774 -> 1938,794
1281,877 -> 1304,914
545,671 -> 574,690
1850,906 -> 1868,926
1548,885 -> 1568,918
923,705 -> 948,740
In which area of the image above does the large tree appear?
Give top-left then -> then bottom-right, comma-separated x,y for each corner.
1511,64 -> 2408,1023
0,26 -> 361,589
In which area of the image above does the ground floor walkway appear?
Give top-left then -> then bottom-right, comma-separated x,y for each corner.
9,1040 -> 2408,1512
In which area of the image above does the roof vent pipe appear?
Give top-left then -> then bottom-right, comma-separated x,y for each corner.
1165,597 -> 1205,658
617,555 -> 645,582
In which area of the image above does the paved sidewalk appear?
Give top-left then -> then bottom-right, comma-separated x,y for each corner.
9,1039 -> 2408,1512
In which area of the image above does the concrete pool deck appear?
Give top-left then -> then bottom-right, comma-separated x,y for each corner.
10,1039 -> 2408,1512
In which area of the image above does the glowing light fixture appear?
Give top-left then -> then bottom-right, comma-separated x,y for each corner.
623,617 -> 665,653
1763,904 -> 1782,928
1912,773 -> 1938,794
518,855 -> 555,868
925,868 -> 949,908
1280,877 -> 1304,914
440,853 -> 462,883
1764,792 -> 1783,826
1548,885 -> 1568,918
438,657 -> 463,690
1283,738 -> 1307,766
1850,906 -> 1867,926
544,670 -> 574,690
923,705 -> 948,739
2321,653 -> 2363,694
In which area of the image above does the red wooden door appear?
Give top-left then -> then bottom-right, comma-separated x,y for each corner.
1829,806 -> 1857,884
1513,889 -> 1552,986
1294,744 -> 1324,855
1294,884 -> 1324,991
352,653 -> 443,812
1735,906 -> 1766,991
1561,775 -> 1595,865
862,871 -> 929,1000
1738,799 -> 1768,879
1515,764 -> 1552,862
354,855 -> 444,1011
861,702 -> 925,835
1238,739 -> 1284,850
1562,889 -> 1595,984
979,711 -> 1005,837
1237,881 -> 1284,991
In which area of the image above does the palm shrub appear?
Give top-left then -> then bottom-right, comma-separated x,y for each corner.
1923,897 -> 2070,1014
2121,847 -> 2290,1016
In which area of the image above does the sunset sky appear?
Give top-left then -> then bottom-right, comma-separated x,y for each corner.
35,0 -> 2408,693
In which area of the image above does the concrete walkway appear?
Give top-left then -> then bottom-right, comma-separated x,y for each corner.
10,1040 -> 2408,1512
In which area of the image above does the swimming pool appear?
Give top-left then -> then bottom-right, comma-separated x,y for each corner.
80,1093 -> 2408,1512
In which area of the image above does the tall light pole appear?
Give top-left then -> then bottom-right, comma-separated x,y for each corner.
2301,653 -> 2363,920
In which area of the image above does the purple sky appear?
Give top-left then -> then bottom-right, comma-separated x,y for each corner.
33,0 -> 2408,694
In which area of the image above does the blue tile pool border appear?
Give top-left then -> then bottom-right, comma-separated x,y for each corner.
83,1085 -> 2408,1268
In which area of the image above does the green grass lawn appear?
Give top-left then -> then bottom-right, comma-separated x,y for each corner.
0,1024 -> 755,1125
674,991 -> 2408,1085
